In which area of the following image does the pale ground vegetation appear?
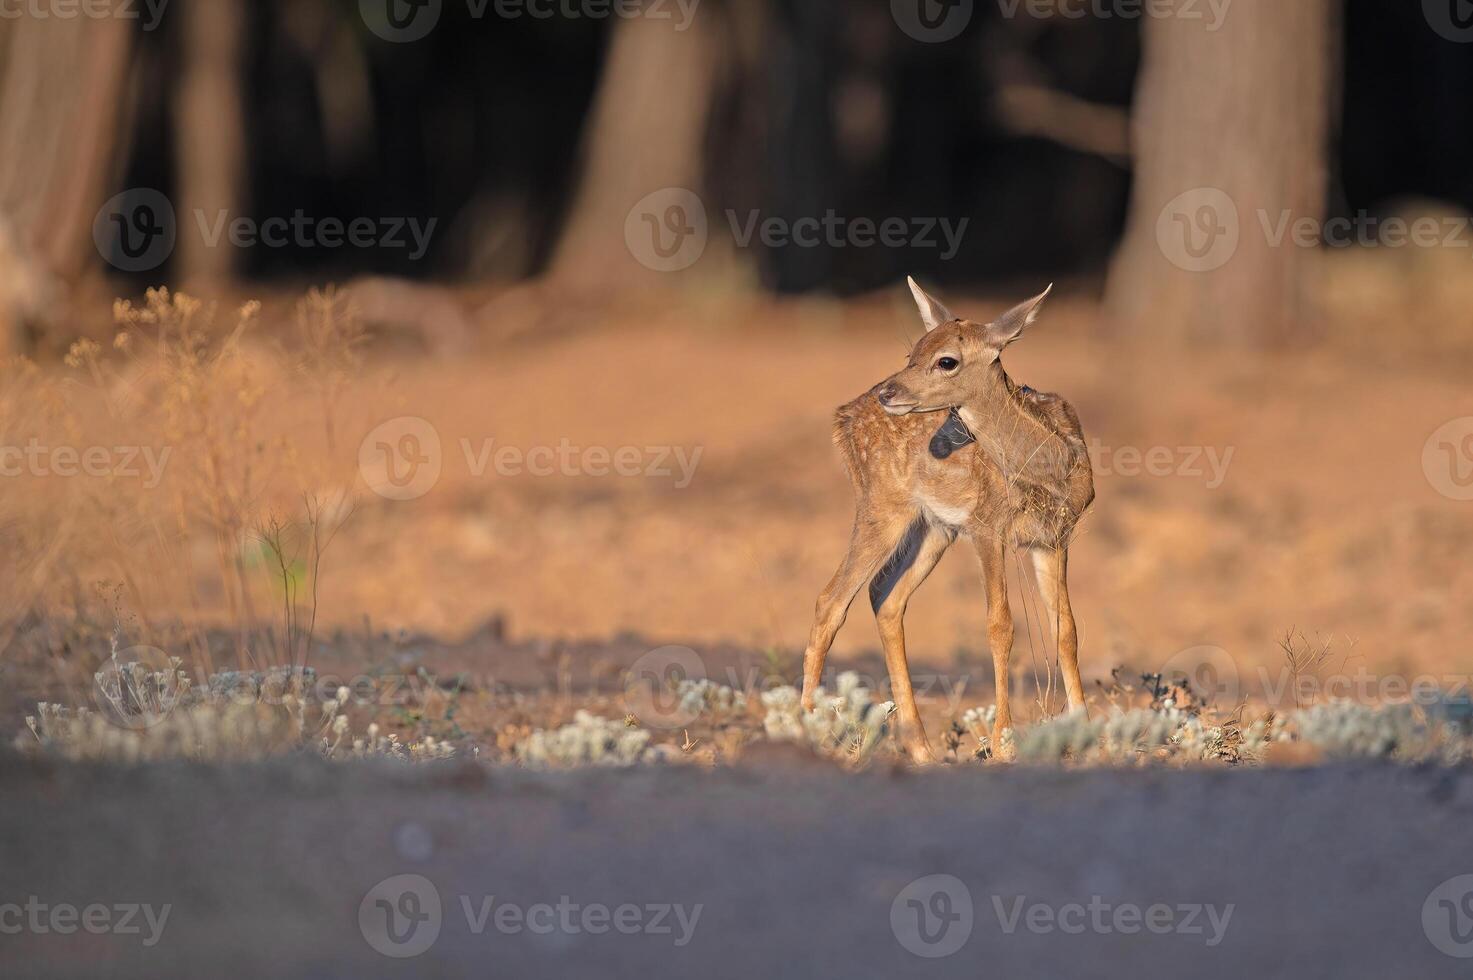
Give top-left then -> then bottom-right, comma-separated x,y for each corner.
19,649 -> 1473,770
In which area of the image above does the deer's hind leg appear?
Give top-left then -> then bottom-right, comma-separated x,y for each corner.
871,517 -> 954,764
801,510 -> 916,711
1030,546 -> 1086,715
971,530 -> 1015,753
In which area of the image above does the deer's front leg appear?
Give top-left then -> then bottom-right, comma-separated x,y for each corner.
801,512 -> 911,711
871,519 -> 952,764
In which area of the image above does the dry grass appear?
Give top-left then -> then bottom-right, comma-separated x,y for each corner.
1,287 -> 366,699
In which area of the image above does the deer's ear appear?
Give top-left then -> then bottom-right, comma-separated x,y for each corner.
985,284 -> 1053,347
907,276 -> 955,332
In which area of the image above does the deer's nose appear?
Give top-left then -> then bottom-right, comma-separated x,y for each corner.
877,383 -> 900,405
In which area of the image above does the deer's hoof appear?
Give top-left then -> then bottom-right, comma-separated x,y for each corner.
905,742 -> 938,767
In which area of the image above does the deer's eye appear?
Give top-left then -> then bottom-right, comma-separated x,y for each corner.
936,357 -> 960,372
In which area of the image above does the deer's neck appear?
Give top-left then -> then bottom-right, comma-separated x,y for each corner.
957,367 -> 1066,483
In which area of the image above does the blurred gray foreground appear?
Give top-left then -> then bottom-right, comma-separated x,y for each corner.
1,752 -> 1470,978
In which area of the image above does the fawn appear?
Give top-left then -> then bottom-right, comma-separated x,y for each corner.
800,278 -> 1094,762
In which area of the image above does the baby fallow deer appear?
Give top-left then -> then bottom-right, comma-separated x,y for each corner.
801,279 -> 1094,763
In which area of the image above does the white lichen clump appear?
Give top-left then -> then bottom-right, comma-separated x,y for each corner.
1290,702 -> 1428,759
514,711 -> 652,768
760,672 -> 895,760
675,678 -> 747,720
1010,701 -> 1235,765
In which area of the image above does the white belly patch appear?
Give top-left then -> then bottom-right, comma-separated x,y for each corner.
917,495 -> 974,527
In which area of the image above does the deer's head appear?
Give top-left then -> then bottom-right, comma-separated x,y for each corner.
874,278 -> 1053,416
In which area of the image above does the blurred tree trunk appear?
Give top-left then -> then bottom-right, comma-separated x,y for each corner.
0,7 -> 133,353
175,0 -> 247,286
764,0 -> 838,292
1106,0 -> 1338,345
550,12 -> 720,287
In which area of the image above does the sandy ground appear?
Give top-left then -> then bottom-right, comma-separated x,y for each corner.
6,287 -> 1472,730
2,752 -> 1472,979
305,290 -> 1473,695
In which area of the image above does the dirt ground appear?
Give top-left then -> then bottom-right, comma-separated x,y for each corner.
3,752 -> 1472,979
5,285 -> 1473,730
262,289 -> 1472,692
314,292 -> 1473,684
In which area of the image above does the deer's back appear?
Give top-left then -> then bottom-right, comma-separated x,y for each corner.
832,386 -> 1093,547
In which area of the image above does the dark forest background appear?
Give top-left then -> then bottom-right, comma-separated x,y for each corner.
3,0 -> 1472,347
